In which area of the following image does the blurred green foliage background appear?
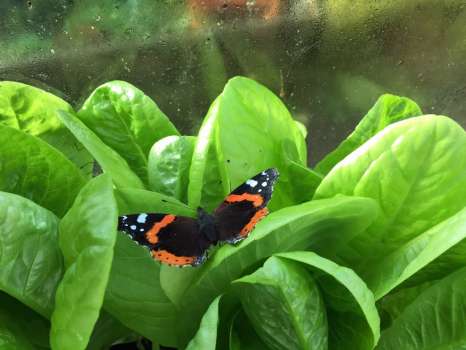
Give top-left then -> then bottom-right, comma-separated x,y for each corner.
1,0 -> 465,164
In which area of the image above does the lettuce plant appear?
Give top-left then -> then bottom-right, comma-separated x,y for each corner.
0,77 -> 465,350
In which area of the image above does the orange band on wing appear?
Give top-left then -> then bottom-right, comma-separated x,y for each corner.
145,214 -> 176,244
226,193 -> 264,207
240,207 -> 269,237
151,250 -> 195,266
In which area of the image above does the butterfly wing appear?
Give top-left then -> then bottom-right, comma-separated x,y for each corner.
118,213 -> 210,266
214,168 -> 279,243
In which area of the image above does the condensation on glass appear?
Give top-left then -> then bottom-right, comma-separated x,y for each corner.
1,0 -> 465,163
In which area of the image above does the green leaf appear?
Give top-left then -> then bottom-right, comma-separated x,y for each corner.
377,267 -> 466,350
327,310 -> 376,350
186,296 -> 221,350
315,115 -> 466,269
286,160 -> 323,202
0,81 -> 93,177
0,317 -> 35,350
294,120 -> 308,139
78,81 -> 179,183
188,76 -> 307,212
0,192 -> 63,318
148,135 -> 196,203
0,124 -> 86,217
175,196 -> 378,346
51,174 -> 118,350
114,187 -> 195,217
229,310 -> 270,350
87,311 -> 134,350
315,94 -> 422,174
0,292 -> 51,350
275,252 -> 380,350
233,257 -> 327,350
104,234 -> 178,346
188,99 -> 229,212
186,293 -> 247,350
377,282 -> 434,328
364,207 -> 466,299
159,265 -> 200,307
57,110 -> 145,189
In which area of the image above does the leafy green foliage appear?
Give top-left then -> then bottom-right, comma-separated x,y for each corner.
229,310 -> 269,350
0,124 -> 86,217
175,196 -> 377,346
365,207 -> 466,299
0,81 -> 93,177
0,192 -> 63,318
0,77 -> 465,350
315,94 -> 422,175
104,233 -> 178,346
185,296 -> 221,350
234,257 -> 328,350
87,312 -> 134,350
51,175 -> 118,350
114,187 -> 195,217
277,252 -> 380,350
188,98 -> 230,212
377,267 -> 466,349
286,160 -> 323,202
148,135 -> 196,203
0,292 -> 51,350
57,110 -> 145,189
188,77 -> 307,212
315,115 -> 466,271
78,81 -> 179,184
377,282 -> 434,328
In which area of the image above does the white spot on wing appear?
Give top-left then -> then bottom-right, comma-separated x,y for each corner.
130,225 -> 137,230
261,182 -> 268,187
137,213 -> 148,223
246,179 -> 258,188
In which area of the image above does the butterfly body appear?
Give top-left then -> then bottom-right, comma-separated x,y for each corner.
118,168 -> 279,267
197,207 -> 218,243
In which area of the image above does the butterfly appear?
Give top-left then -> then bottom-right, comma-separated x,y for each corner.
118,168 -> 279,267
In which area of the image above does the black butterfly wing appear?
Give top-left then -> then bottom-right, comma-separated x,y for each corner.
118,213 -> 210,266
214,168 -> 279,243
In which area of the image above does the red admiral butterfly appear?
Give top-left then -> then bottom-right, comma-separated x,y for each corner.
118,168 -> 279,267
